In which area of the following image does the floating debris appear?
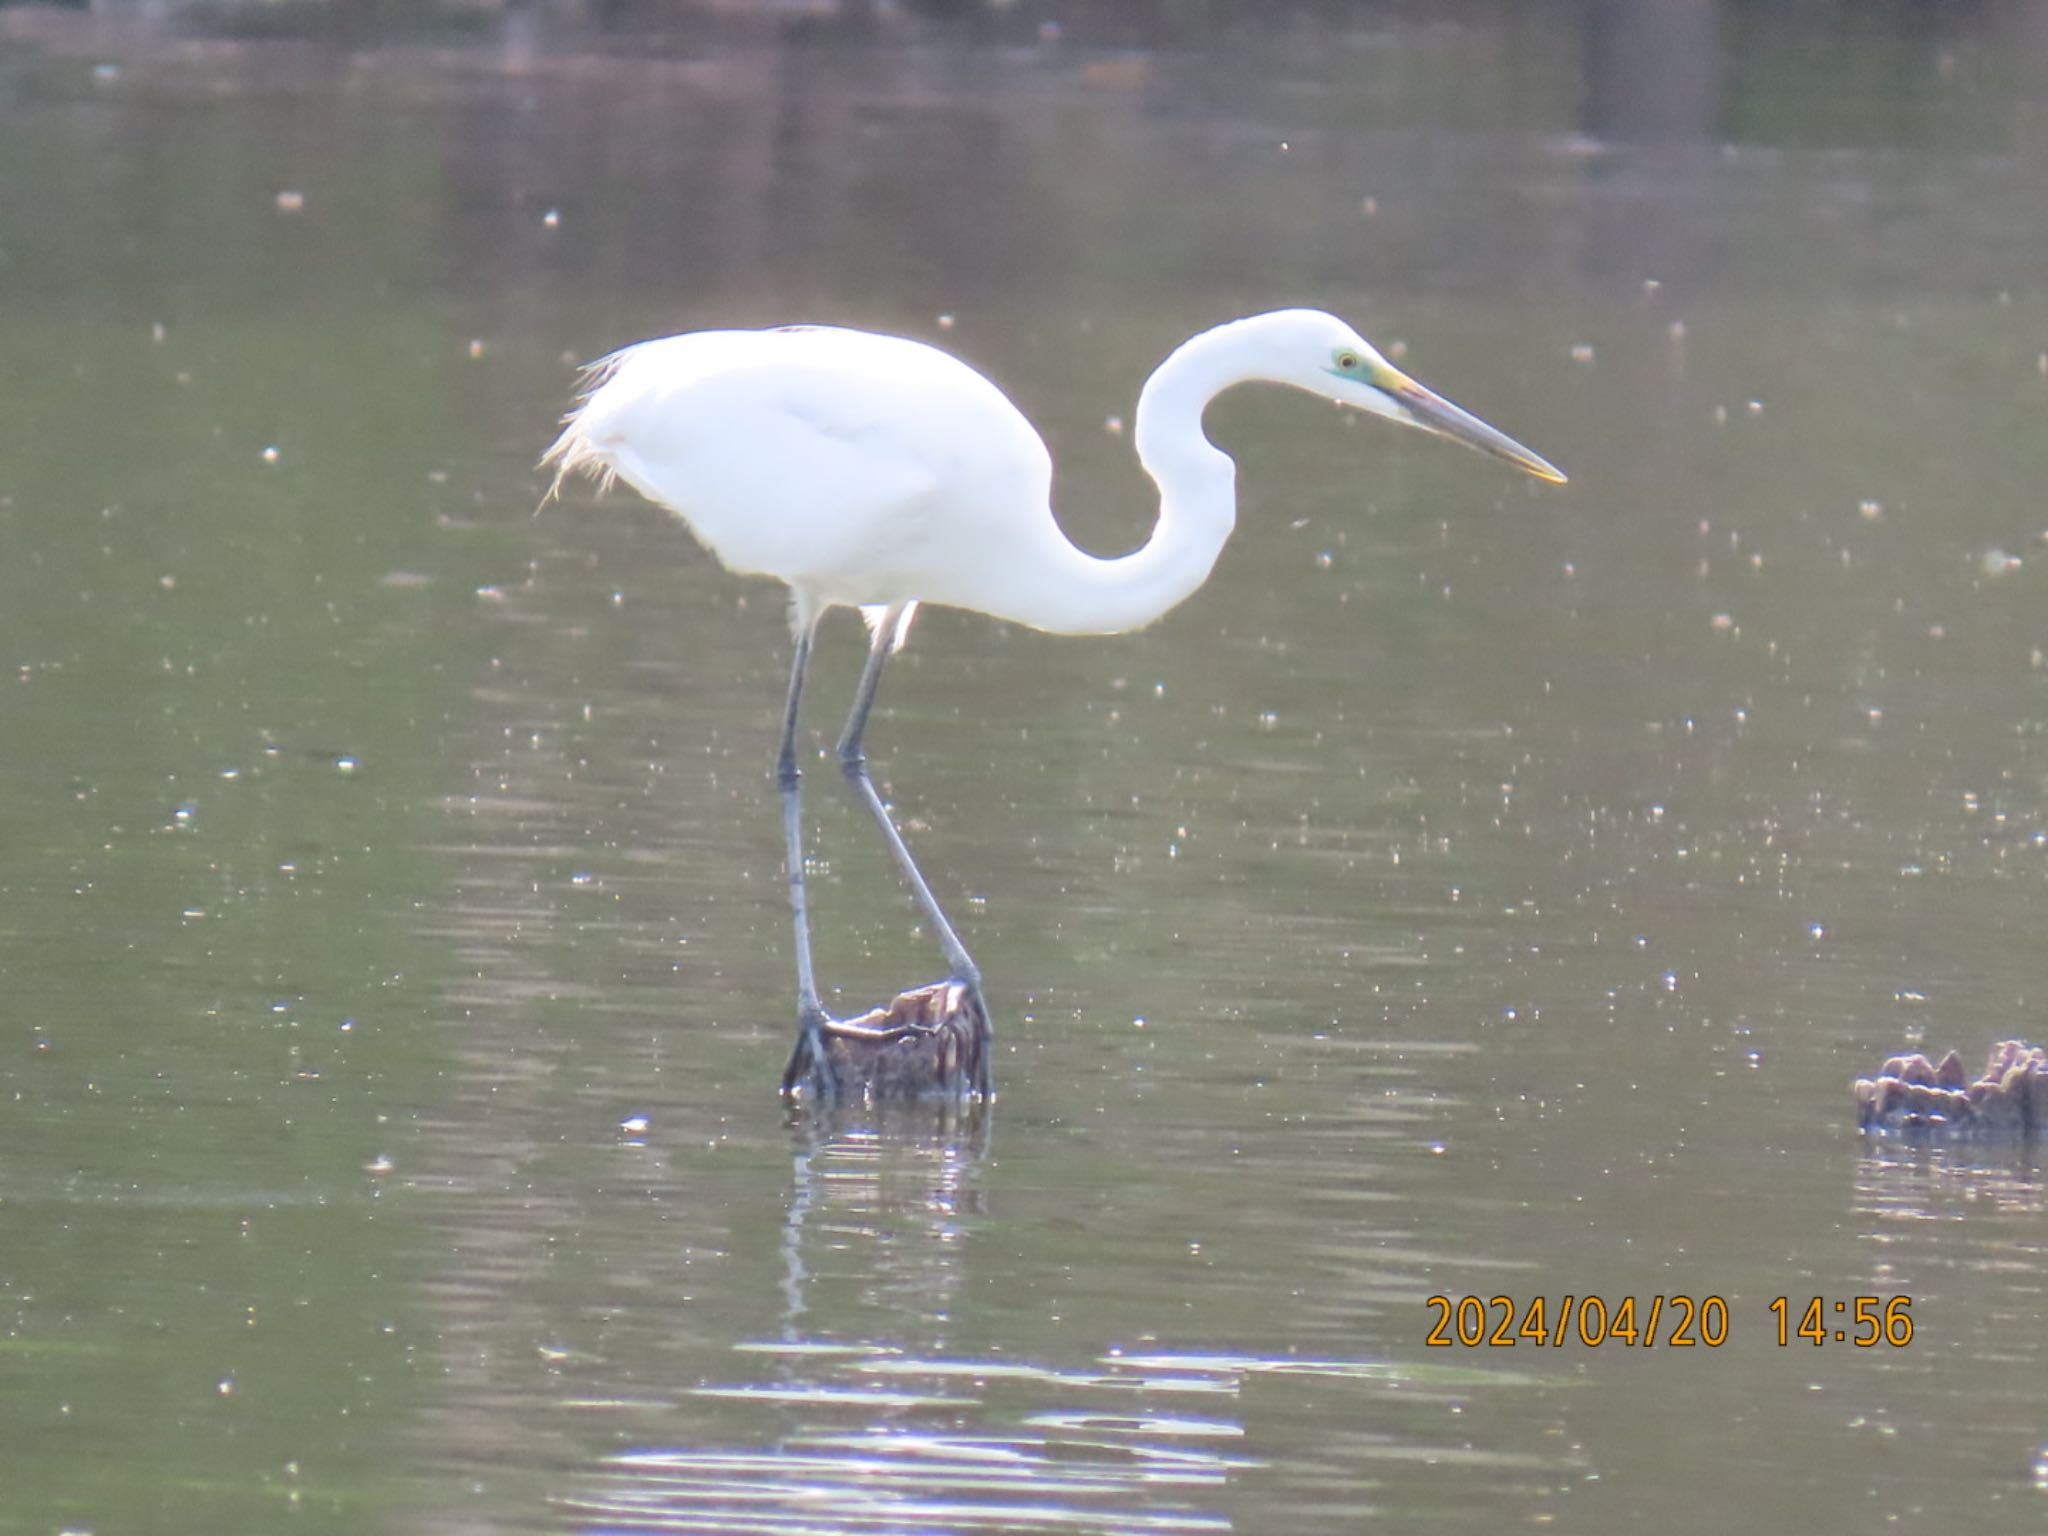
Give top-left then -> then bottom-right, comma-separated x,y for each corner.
1854,1040 -> 2046,1136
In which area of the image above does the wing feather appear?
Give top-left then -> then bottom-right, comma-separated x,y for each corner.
542,327 -> 1052,611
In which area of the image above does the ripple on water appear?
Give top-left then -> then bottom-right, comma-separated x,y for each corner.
549,1337 -> 1578,1536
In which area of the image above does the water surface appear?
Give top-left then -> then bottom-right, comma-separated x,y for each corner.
2,3 -> 2045,1533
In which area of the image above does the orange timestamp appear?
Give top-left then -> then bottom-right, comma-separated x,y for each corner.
1769,1295 -> 1914,1347
1424,1293 -> 1917,1348
1426,1293 -> 1729,1348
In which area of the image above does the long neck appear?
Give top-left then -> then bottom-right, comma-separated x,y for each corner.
994,324 -> 1252,636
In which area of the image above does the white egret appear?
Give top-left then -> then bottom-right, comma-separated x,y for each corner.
544,309 -> 1565,1102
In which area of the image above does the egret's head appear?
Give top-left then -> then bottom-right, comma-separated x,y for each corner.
1252,309 -> 1567,485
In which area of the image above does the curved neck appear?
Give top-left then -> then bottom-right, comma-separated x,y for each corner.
995,323 -> 1258,636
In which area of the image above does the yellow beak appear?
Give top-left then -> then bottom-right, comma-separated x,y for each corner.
1377,367 -> 1567,485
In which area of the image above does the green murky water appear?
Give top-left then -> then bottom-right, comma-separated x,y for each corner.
2,4 -> 2044,1532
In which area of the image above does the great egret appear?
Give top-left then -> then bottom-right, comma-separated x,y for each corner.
544,309 -> 1565,1101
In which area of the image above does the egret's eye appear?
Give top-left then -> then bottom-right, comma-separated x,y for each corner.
1336,350 -> 1361,372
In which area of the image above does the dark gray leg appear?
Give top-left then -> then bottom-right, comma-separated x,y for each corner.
837,604 -> 993,1098
777,621 -> 833,1098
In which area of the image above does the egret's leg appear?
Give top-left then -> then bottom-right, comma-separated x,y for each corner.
777,622 -> 832,1098
836,606 -> 992,1096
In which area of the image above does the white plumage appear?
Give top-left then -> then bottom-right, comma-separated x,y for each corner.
543,310 -> 1563,1100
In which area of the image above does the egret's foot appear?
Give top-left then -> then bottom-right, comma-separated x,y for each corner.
778,981 -> 992,1103
960,978 -> 995,1102
780,1003 -> 835,1101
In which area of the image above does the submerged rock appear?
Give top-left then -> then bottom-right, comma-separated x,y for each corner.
784,981 -> 991,1104
1854,1040 -> 2046,1136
